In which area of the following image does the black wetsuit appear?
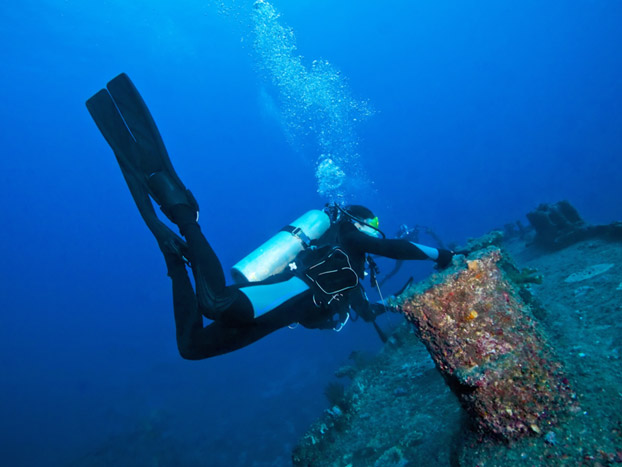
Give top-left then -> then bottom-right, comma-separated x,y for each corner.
166,204 -> 450,359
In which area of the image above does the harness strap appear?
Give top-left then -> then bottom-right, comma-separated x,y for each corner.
281,225 -> 312,248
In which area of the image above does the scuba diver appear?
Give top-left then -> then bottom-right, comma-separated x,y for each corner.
86,73 -> 455,360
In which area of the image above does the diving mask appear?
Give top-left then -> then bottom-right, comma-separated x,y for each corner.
355,217 -> 382,238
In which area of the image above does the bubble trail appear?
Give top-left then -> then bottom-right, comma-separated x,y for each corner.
252,0 -> 373,202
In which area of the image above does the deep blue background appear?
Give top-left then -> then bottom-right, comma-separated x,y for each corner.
1,1 -> 620,465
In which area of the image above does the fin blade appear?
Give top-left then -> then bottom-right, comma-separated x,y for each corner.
86,88 -> 137,175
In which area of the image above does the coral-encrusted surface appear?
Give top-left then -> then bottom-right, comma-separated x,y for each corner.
399,248 -> 573,441
293,236 -> 622,466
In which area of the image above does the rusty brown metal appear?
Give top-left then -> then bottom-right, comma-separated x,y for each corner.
395,247 -> 574,441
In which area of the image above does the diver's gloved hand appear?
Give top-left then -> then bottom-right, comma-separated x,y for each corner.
435,249 -> 455,269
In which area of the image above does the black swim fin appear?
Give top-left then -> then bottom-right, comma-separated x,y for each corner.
86,73 -> 194,255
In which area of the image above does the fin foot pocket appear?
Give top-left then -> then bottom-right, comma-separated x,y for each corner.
147,171 -> 199,224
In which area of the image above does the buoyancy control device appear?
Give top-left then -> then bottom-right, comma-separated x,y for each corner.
303,246 -> 359,307
231,209 -> 331,283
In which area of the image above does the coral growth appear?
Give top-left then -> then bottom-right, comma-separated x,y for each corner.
395,248 -> 574,441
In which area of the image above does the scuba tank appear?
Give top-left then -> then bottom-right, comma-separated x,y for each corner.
231,209 -> 331,283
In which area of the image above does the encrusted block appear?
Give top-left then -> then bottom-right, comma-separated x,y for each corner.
395,248 -> 573,441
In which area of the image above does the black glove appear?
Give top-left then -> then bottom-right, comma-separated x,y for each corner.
435,249 -> 454,269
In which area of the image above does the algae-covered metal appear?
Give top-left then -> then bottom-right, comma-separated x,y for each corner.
395,247 -> 574,441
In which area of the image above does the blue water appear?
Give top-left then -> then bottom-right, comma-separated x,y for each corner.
1,1 -> 620,465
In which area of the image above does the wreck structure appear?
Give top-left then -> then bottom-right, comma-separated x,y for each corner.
396,247 -> 573,441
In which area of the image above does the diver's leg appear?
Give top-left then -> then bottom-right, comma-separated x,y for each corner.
165,202 -> 313,328
164,252 -> 235,359
169,205 -> 225,291
166,203 -> 242,322
164,251 -> 307,359
167,204 -> 312,326
163,253 -> 203,357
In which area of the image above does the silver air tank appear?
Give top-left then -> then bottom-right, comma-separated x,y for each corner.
231,209 -> 331,283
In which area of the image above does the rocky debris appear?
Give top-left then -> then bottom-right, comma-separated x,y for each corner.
502,220 -> 531,241
462,230 -> 504,253
526,200 -> 622,250
573,285 -> 594,298
564,263 -> 614,283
